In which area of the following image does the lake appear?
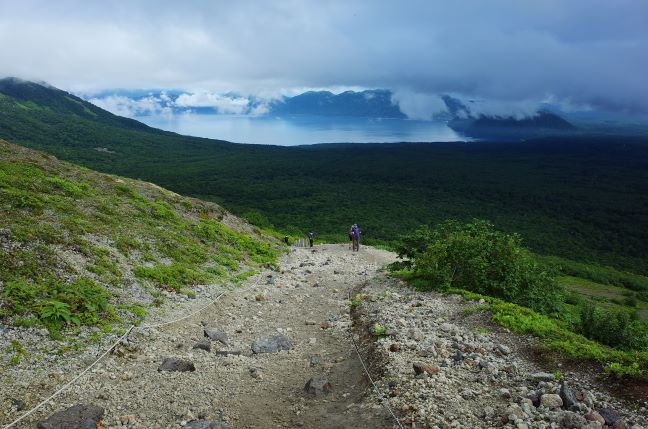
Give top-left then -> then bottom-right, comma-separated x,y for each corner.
139,114 -> 467,146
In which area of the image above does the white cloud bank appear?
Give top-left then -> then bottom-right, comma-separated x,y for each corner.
2,1 -> 647,114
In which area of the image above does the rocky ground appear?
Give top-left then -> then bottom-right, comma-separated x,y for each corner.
357,276 -> 648,429
2,244 -> 647,428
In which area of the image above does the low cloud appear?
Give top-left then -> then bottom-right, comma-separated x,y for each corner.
391,91 -> 448,120
88,94 -> 171,117
175,92 -> 250,114
6,1 -> 646,114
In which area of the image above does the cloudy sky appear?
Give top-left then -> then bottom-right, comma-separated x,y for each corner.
1,0 -> 647,116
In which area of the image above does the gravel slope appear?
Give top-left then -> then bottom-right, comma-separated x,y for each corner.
3,244 -> 647,429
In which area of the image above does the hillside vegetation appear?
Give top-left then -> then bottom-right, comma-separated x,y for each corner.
0,139 -> 278,338
391,220 -> 648,378
1,79 -> 648,277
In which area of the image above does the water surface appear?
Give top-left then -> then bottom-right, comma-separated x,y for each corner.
139,114 -> 466,145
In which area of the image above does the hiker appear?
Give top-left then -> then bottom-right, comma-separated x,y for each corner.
351,224 -> 360,251
307,231 -> 314,247
348,225 -> 354,249
282,236 -> 290,246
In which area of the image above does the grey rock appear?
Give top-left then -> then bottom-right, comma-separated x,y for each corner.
407,328 -> 423,341
498,388 -> 511,398
183,420 -> 231,429
527,390 -> 543,407
11,398 -> 24,411
584,411 -> 605,426
560,382 -> 578,409
204,327 -> 228,345
540,393 -> 563,409
562,411 -> 588,428
158,357 -> 196,372
504,404 -> 524,421
193,339 -> 211,352
37,404 -> 104,429
598,408 -> 626,426
304,377 -> 333,395
497,344 -> 511,355
251,335 -> 291,353
453,350 -> 464,362
308,356 -> 318,366
214,351 -> 242,357
530,372 -> 555,382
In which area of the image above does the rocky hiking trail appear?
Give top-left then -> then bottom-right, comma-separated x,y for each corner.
4,244 -> 648,428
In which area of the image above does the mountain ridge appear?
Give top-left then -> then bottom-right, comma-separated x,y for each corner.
1,78 -> 648,276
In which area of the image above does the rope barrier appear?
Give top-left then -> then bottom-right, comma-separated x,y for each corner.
138,292 -> 225,330
2,272 -> 268,429
3,326 -> 134,429
348,290 -> 405,429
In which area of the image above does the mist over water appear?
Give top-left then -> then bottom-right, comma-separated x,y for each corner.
139,114 -> 467,145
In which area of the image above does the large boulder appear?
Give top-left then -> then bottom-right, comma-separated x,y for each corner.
561,411 -> 587,428
560,382 -> 578,409
251,335 -> 292,353
158,357 -> 196,372
304,377 -> 333,395
204,327 -> 228,345
193,339 -> 211,352
540,393 -> 563,409
598,408 -> 627,426
37,404 -> 104,429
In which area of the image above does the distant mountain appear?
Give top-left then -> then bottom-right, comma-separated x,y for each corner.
442,95 -> 576,139
268,89 -> 405,118
83,88 -> 406,118
0,77 -> 153,131
2,79 -> 648,275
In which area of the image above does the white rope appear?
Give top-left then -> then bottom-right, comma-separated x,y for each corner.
138,292 -> 225,329
2,272 -> 268,429
3,326 -> 134,429
348,291 -> 405,429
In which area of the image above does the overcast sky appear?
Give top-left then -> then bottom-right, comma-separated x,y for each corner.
1,0 -> 647,115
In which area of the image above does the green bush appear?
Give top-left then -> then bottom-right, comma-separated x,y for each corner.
579,305 -> 648,351
1,278 -> 112,332
133,263 -> 213,291
396,220 -> 564,314
540,256 -> 648,293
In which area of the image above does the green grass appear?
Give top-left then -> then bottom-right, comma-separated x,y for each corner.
558,276 -> 648,320
9,340 -> 27,365
0,140 -> 280,336
133,263 -> 214,292
436,283 -> 648,378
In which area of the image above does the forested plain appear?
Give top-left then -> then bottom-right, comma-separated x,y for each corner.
2,79 -> 648,275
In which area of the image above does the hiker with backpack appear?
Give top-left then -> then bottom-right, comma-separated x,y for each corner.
307,231 -> 315,247
351,224 -> 360,251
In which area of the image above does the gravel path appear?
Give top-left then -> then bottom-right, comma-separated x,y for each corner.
4,244 -> 647,429
3,244 -> 398,429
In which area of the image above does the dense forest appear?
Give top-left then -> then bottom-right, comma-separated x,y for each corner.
2,79 -> 648,274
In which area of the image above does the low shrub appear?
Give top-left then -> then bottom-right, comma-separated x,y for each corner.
1,278 -> 112,332
133,263 -> 213,291
394,220 -> 564,315
578,305 -> 648,351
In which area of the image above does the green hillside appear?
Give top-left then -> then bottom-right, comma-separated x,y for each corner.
1,79 -> 648,276
0,139 -> 278,339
